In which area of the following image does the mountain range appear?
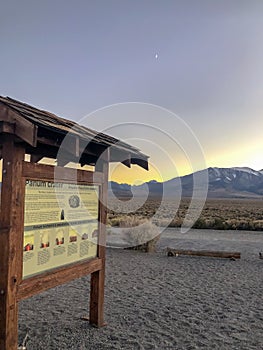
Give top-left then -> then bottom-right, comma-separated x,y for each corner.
109,167 -> 263,199
0,166 -> 262,199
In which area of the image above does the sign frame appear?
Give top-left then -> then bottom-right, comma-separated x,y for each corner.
18,160 -> 108,308
22,178 -> 100,280
0,138 -> 109,350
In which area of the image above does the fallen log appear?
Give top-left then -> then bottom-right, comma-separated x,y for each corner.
167,248 -> 241,259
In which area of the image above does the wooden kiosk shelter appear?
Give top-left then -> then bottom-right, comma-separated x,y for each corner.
0,96 -> 148,349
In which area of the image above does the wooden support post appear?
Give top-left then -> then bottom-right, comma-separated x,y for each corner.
89,149 -> 109,327
0,136 -> 25,350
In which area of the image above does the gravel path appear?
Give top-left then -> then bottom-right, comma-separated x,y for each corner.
19,229 -> 263,349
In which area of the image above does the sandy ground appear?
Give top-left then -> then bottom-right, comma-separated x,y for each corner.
19,229 -> 263,349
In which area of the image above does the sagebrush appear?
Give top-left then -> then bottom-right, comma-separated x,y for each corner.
121,217 -> 160,252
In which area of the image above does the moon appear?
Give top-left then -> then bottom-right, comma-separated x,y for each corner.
155,53 -> 158,59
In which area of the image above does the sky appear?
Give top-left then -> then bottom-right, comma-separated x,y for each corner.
1,0 -> 263,184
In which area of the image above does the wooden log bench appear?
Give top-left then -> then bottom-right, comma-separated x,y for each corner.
167,248 -> 241,260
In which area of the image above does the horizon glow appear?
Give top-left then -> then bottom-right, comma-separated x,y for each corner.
0,1 -> 262,183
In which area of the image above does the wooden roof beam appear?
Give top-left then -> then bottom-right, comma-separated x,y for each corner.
131,157 -> 149,171
30,154 -> 44,163
0,104 -> 38,146
79,154 -> 98,167
37,134 -> 100,159
59,134 -> 80,158
57,158 -> 70,167
0,121 -> 15,135
110,149 -> 132,168
25,144 -> 58,160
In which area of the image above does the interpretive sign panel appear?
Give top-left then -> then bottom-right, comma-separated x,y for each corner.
23,180 -> 99,278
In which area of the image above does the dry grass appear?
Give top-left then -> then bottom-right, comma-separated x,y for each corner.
108,197 -> 263,231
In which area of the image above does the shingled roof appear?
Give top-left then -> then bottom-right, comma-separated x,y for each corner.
0,96 -> 148,169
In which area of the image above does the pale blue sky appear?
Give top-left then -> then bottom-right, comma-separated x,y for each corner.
1,1 -> 263,182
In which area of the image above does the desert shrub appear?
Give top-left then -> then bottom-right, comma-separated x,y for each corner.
193,218 -> 207,229
119,215 -> 146,228
235,220 -> 253,230
108,217 -> 121,227
122,219 -> 160,252
152,217 -> 182,228
108,197 -> 263,232
167,218 -> 183,227
213,217 -> 227,230
226,219 -> 238,230
254,220 -> 263,231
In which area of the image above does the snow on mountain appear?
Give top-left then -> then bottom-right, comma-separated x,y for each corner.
232,167 -> 262,176
206,167 -> 263,196
109,166 -> 263,198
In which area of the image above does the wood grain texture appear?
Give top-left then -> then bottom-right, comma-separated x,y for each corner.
0,136 -> 25,350
0,96 -> 149,168
22,161 -> 104,184
17,258 -> 103,301
0,103 -> 38,146
89,149 -> 109,327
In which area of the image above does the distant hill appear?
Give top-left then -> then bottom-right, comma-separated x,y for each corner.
1,167 -> 262,199
109,167 -> 263,199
